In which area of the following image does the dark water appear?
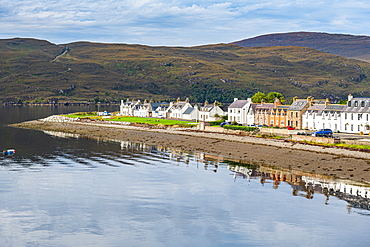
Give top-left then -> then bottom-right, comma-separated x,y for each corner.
1,105 -> 370,246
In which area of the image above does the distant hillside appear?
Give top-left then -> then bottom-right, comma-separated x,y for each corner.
1,38 -> 370,104
232,32 -> 370,62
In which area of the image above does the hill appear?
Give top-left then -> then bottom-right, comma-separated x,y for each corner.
232,32 -> 370,62
1,38 -> 370,104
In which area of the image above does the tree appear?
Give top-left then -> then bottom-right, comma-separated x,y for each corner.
251,92 -> 266,103
266,92 -> 285,103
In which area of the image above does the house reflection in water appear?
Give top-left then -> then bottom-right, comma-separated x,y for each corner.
229,165 -> 370,212
40,130 -> 370,213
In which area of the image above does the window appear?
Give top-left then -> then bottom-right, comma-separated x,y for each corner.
361,101 -> 365,107
351,114 -> 353,120
358,125 -> 360,131
355,101 -> 358,107
358,114 -> 362,120
348,101 -> 351,107
351,124 -> 353,131
296,112 -> 298,118
367,114 -> 369,121
345,113 -> 347,119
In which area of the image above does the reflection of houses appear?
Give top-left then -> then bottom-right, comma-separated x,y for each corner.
229,164 -> 370,210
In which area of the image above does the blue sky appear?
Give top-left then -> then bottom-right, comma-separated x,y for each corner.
1,0 -> 370,46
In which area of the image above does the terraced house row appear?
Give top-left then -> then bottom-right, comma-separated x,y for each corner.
120,94 -> 370,134
229,94 -> 370,134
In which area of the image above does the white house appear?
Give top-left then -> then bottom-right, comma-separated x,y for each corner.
320,104 -> 345,132
199,101 -> 225,122
120,99 -> 139,116
302,104 -> 326,130
167,98 -> 193,119
341,94 -> 370,134
182,104 -> 199,121
228,98 -> 254,125
152,103 -> 170,118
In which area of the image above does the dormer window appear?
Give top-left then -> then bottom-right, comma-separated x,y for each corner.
355,101 -> 358,107
348,101 -> 352,107
361,101 -> 365,107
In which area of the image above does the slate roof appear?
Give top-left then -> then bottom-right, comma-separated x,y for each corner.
323,104 -> 345,112
183,107 -> 194,115
229,100 -> 249,108
342,98 -> 370,113
272,105 -> 289,112
305,104 -> 326,115
288,100 -> 309,111
255,103 -> 274,111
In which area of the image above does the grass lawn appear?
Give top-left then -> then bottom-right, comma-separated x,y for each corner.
63,113 -> 196,126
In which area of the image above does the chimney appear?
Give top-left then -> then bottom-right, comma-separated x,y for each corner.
234,98 -> 238,102
348,94 -> 353,102
293,96 -> 299,102
325,98 -> 330,107
307,96 -> 313,107
274,98 -> 281,108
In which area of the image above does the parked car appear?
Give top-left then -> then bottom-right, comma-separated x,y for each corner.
312,129 -> 333,137
220,121 -> 231,127
286,126 -> 295,130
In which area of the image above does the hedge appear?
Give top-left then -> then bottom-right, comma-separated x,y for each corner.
223,125 -> 257,132
209,120 -> 224,126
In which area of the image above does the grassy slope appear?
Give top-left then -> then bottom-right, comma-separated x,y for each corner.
1,38 -> 370,103
232,32 -> 370,62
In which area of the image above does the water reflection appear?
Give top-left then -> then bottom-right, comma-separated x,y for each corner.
42,129 -> 370,214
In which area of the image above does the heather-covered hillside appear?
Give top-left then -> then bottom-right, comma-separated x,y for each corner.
1,38 -> 370,103
232,32 -> 370,62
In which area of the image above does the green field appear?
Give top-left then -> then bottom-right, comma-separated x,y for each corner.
63,113 -> 196,126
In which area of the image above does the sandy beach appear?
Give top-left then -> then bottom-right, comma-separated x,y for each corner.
11,118 -> 370,183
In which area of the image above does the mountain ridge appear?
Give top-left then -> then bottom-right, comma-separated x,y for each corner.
1,37 -> 370,104
232,31 -> 370,62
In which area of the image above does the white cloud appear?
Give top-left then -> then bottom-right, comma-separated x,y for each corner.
0,0 -> 370,46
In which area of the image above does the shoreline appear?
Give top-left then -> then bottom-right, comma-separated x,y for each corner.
11,119 -> 370,184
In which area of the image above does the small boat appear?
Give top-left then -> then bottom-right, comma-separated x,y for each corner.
3,149 -> 16,155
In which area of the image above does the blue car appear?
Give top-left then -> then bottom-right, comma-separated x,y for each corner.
312,129 -> 333,137
220,121 -> 231,127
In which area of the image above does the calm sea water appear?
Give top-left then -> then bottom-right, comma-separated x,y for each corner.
0,105 -> 370,247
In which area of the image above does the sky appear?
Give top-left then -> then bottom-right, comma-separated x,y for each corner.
1,0 -> 370,46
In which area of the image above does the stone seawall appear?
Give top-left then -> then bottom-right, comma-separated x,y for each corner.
291,134 -> 341,144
